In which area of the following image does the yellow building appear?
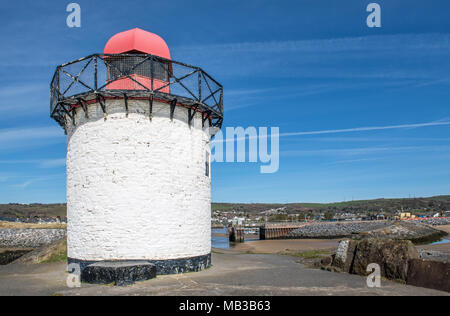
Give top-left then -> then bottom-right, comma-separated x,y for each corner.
397,212 -> 416,220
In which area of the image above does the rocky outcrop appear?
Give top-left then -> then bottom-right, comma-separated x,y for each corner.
322,238 -> 450,292
351,239 -> 418,280
323,239 -> 419,280
0,229 -> 66,248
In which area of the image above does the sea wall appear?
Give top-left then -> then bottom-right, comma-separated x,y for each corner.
285,221 -> 392,239
0,229 -> 66,248
359,221 -> 447,244
408,218 -> 450,226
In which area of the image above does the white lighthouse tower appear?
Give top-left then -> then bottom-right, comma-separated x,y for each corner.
50,28 -> 223,283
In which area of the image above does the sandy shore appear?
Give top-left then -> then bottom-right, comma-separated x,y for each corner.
218,239 -> 340,254
435,225 -> 450,234
417,225 -> 450,253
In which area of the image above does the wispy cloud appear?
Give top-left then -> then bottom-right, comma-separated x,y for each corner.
282,145 -> 450,157
0,126 -> 65,151
279,121 -> 450,138
0,84 -> 47,98
179,33 -> 450,55
216,119 -> 450,143
38,159 -> 66,168
9,174 -> 64,189
224,79 -> 424,111
175,33 -> 450,84
0,158 -> 65,168
286,136 -> 450,143
0,126 -> 62,141
13,180 -> 35,189
326,158 -> 386,165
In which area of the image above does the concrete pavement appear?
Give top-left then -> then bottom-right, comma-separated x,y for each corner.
0,252 -> 448,296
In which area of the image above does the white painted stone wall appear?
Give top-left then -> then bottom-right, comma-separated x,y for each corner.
66,99 -> 211,261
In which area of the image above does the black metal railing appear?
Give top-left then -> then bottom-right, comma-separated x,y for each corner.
50,54 -> 224,130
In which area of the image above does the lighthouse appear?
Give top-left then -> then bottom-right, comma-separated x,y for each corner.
50,28 -> 223,283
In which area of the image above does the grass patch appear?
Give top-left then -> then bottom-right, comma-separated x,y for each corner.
281,249 -> 330,259
40,239 -> 68,263
42,251 -> 67,263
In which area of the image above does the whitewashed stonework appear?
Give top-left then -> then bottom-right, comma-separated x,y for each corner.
66,99 -> 211,262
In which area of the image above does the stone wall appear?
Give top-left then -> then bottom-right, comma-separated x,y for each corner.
407,259 -> 450,292
0,229 -> 66,248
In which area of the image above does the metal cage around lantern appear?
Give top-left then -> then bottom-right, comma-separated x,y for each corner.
50,54 -> 224,131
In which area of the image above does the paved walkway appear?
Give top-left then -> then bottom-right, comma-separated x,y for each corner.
0,252 -> 447,296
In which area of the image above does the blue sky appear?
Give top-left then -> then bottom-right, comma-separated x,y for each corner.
0,0 -> 450,204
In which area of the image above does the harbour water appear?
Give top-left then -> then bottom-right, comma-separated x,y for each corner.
431,238 -> 450,245
211,228 -> 259,249
211,228 -> 230,249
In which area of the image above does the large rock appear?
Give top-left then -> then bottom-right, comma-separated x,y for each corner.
407,259 -> 450,293
351,239 -> 419,281
332,239 -> 357,273
81,261 -> 157,286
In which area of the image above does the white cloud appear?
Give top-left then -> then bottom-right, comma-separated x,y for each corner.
178,33 -> 450,55
0,84 -> 47,98
214,119 -> 450,144
13,180 -> 34,189
278,121 -> 450,138
9,174 -> 64,189
0,126 -> 62,141
175,33 -> 450,85
38,159 -> 66,168
282,145 -> 450,157
0,159 -> 66,168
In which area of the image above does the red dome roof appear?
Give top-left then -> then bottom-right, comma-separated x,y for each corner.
104,28 -> 171,59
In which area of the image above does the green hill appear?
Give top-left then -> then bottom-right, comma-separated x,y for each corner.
0,195 -> 449,219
